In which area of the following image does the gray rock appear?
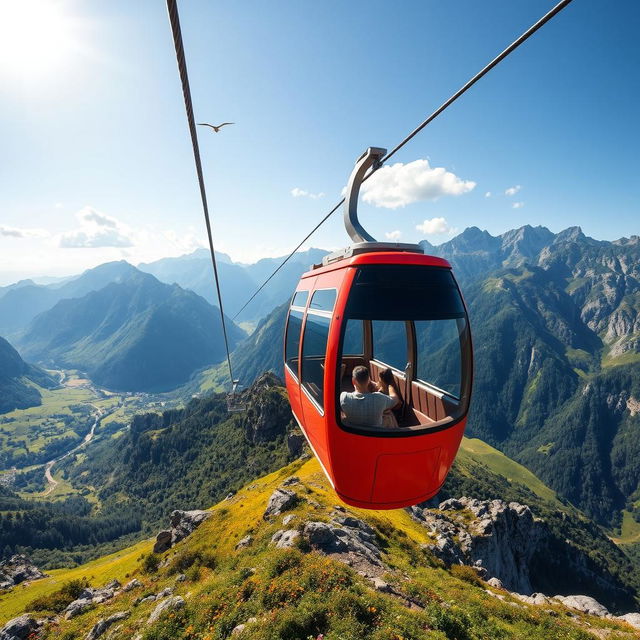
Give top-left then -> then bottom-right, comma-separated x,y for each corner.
303,519 -> 382,568
85,611 -> 129,640
371,577 -> 391,593
0,615 -> 40,640
271,529 -> 300,549
64,598 -> 93,619
618,613 -> 640,629
123,578 -> 142,592
487,577 -> 503,589
411,497 -> 544,594
175,574 -> 187,582
153,510 -> 212,554
514,592 -> 551,606
281,476 -> 300,487
155,587 -> 174,599
0,555 -> 46,590
263,488 -> 297,518
153,530 -> 172,554
137,595 -> 157,605
554,595 -> 610,617
282,514 -> 296,526
235,535 -> 253,549
147,595 -> 185,624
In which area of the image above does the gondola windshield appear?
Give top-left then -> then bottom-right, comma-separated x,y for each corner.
338,264 -> 471,434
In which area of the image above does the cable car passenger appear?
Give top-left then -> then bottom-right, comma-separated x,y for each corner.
340,365 -> 400,428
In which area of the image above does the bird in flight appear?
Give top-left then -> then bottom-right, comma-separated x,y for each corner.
197,122 -> 235,133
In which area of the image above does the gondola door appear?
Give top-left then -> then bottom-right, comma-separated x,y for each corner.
297,267 -> 348,480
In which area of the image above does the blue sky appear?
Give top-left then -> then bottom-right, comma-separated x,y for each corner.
0,0 -> 638,283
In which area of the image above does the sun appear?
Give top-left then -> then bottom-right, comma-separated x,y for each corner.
0,0 -> 80,79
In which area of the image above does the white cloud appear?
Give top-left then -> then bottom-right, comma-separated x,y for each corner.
291,187 -> 325,199
58,206 -> 134,248
0,225 -> 49,239
505,185 -> 521,196
485,191 -> 491,198
54,202 -> 63,209
385,230 -> 402,241
360,159 -> 475,210
512,201 -> 524,209
416,217 -> 456,236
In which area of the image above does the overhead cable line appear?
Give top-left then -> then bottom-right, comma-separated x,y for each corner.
166,0 -> 235,384
233,0 -> 573,321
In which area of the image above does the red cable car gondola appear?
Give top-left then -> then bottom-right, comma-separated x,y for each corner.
284,147 -> 473,509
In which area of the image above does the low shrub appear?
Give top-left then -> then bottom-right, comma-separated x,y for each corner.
27,578 -> 89,613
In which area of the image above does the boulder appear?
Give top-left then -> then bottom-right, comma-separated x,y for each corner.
0,615 -> 40,640
153,510 -> 212,554
85,611 -> 129,640
0,555 -> 46,590
235,535 -> 253,549
123,578 -> 143,592
281,476 -> 300,487
147,595 -> 185,624
232,617 -> 257,635
282,514 -> 296,526
64,598 -> 93,619
263,488 -> 297,518
554,595 -> 610,617
271,529 -> 300,549
155,587 -> 174,599
303,518 -> 382,569
487,577 -> 503,589
618,613 -> 640,629
153,530 -> 173,554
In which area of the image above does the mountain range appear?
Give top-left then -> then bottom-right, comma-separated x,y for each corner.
16,267 -> 245,392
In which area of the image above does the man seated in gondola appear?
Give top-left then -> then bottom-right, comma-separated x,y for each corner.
340,365 -> 400,428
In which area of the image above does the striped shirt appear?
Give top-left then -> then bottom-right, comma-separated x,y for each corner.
340,391 -> 397,428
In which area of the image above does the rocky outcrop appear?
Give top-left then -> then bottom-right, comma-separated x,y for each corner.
153,509 -> 211,553
554,595 -> 610,617
147,595 -> 185,624
411,497 -> 543,594
269,512 -> 384,577
263,488 -> 298,518
0,615 -> 41,640
85,611 -> 129,640
0,555 -> 46,590
64,580 -> 121,619
242,373 -> 293,443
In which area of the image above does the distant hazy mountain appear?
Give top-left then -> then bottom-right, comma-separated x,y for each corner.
19,269 -> 246,392
0,261 -> 140,337
139,247 -> 329,322
0,336 -> 56,413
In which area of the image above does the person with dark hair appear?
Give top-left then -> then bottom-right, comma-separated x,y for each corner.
340,365 -> 399,427
376,367 -> 404,427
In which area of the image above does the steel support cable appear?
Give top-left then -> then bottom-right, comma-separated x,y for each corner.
234,0 -> 574,320
166,0 -> 235,383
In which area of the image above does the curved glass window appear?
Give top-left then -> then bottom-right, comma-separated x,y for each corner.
284,309 -> 304,377
291,290 -> 308,308
301,313 -> 331,410
337,264 -> 472,435
342,319 -> 364,356
372,320 -> 407,371
309,289 -> 337,313
415,318 -> 466,399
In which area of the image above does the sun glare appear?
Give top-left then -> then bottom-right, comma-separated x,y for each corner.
0,0 -> 80,79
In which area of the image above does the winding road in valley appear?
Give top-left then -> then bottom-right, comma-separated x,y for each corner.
42,405 -> 109,496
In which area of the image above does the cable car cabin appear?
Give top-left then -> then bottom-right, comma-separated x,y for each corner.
284,249 -> 473,510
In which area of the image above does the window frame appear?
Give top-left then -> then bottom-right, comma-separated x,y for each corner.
284,290 -> 309,382
299,288 -> 337,416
